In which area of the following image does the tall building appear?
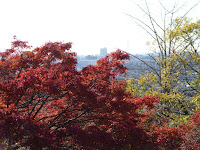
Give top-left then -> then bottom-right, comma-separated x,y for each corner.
100,48 -> 107,57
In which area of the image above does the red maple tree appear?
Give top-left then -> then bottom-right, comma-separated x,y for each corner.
0,37 -> 198,150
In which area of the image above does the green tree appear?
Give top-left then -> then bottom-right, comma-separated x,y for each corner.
126,1 -> 200,124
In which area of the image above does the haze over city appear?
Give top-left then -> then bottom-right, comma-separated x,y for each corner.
0,0 -> 199,55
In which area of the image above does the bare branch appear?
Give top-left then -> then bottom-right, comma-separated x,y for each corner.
130,54 -> 161,80
32,95 -> 50,120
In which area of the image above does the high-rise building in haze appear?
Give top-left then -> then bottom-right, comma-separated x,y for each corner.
100,48 -> 107,57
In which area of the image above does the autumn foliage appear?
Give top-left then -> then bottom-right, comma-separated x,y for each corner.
0,38 -> 199,149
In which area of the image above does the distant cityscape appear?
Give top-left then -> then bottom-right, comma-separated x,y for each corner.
76,48 -> 157,79
77,48 -> 108,71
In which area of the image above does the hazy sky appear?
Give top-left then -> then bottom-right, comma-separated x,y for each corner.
0,0 -> 199,55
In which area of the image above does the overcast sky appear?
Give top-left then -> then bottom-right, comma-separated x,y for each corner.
0,0 -> 199,55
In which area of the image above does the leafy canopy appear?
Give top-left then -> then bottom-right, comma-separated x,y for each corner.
0,37 -> 198,149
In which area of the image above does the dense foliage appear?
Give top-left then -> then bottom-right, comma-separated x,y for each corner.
127,17 -> 200,130
0,38 -> 199,149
